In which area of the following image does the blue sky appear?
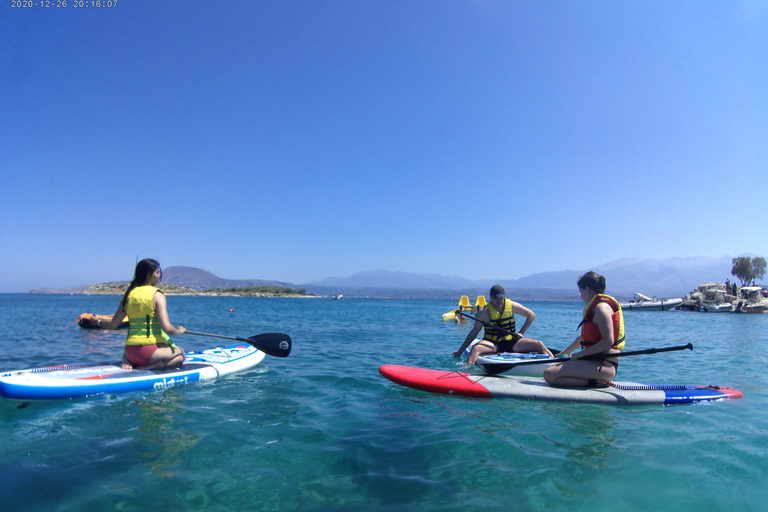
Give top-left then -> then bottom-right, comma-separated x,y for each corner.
2,1 -> 767,292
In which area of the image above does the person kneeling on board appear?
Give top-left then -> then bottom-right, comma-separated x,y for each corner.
452,285 -> 554,364
98,258 -> 186,370
544,271 -> 624,388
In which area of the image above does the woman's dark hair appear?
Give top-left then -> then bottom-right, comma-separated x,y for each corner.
121,258 -> 161,308
577,271 -> 606,294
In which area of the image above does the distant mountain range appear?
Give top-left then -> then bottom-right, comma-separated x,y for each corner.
160,266 -> 296,291
28,256 -> 757,299
309,255 -> 742,298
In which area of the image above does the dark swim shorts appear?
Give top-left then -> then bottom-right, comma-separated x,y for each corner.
492,338 -> 519,353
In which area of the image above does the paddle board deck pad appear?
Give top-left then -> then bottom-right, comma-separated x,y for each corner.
462,339 -> 556,376
379,365 -> 743,405
0,344 -> 265,401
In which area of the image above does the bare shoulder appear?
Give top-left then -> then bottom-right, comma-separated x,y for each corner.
153,289 -> 168,305
510,301 -> 534,315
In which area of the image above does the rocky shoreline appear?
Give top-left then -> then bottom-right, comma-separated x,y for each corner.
678,281 -> 767,312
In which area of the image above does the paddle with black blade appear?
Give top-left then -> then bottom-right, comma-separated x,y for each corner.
186,331 -> 292,357
478,343 -> 694,375
455,310 -> 561,354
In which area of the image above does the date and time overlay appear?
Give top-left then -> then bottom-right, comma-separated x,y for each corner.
11,0 -> 118,7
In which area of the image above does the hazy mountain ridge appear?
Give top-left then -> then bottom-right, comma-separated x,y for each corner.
311,255 -> 744,297
24,255 -> 758,298
161,266 -> 296,291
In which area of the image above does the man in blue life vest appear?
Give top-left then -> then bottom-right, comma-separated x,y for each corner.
452,285 -> 554,364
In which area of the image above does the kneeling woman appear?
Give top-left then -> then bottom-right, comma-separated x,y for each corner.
544,271 -> 624,388
99,259 -> 186,370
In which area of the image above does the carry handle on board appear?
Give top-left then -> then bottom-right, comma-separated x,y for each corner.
478,343 -> 694,375
186,331 -> 292,357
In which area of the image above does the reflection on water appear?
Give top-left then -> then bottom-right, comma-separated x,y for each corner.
131,394 -> 200,479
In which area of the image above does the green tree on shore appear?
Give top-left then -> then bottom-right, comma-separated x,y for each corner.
731,256 -> 767,286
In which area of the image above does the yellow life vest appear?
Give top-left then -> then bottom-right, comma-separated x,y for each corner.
482,299 -> 517,343
125,286 -> 171,346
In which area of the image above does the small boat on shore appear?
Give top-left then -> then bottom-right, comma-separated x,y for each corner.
619,293 -> 682,311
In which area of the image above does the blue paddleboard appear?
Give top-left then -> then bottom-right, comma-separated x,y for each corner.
0,344 -> 265,401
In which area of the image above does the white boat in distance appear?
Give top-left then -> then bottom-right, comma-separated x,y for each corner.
700,303 -> 733,313
619,293 -> 683,311
698,288 -> 733,313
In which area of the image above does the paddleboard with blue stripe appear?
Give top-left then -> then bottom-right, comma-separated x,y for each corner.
0,344 -> 265,401
462,338 -> 556,376
379,365 -> 743,405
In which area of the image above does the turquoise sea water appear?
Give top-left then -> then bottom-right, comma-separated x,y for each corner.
1,294 -> 767,512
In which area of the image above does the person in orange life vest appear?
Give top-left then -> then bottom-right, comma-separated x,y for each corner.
544,271 -> 624,388
452,285 -> 554,365
98,259 -> 186,370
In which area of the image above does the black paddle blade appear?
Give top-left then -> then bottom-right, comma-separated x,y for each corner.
243,332 -> 292,357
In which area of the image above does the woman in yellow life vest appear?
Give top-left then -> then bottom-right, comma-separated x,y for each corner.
99,259 -> 186,370
452,285 -> 554,364
544,271 -> 624,388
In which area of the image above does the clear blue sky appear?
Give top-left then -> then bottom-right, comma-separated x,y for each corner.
2,1 -> 767,292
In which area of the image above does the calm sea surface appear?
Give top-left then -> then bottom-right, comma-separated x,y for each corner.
1,294 -> 767,512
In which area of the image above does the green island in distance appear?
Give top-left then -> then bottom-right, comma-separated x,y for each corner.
78,283 -> 314,298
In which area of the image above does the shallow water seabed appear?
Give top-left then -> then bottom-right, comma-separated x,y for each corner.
0,294 -> 766,512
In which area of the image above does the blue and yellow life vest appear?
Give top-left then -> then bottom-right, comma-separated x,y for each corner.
125,286 -> 171,346
482,299 -> 517,343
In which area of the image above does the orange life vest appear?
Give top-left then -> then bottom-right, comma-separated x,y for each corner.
580,294 -> 625,351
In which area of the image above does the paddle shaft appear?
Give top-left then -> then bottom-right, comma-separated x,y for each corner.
185,331 -> 292,357
580,342 -> 693,361
186,331 -> 246,342
478,343 -> 694,375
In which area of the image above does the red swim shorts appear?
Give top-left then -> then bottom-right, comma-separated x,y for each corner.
125,344 -> 158,366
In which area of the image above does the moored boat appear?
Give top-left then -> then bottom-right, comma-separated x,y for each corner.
700,303 -> 733,313
619,293 -> 682,311
734,286 -> 768,314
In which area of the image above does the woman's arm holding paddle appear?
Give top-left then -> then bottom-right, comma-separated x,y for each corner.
556,336 -> 583,357
153,291 -> 186,336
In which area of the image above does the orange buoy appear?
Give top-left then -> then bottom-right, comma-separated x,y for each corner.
229,309 -> 234,312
